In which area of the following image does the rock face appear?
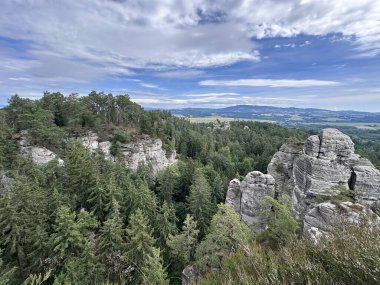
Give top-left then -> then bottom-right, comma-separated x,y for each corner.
120,137 -> 177,174
268,128 -> 380,218
20,146 -> 64,166
226,171 -> 275,233
304,201 -> 380,241
227,128 -> 380,238
18,130 -> 176,173
79,132 -> 176,174
267,142 -> 303,198
18,132 -> 64,166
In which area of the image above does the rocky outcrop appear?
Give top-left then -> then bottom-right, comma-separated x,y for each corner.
267,142 -> 303,198
20,146 -> 64,166
78,132 -> 176,174
226,171 -> 275,233
18,132 -> 64,166
268,128 -> 380,218
120,137 -> 177,174
227,128 -> 380,238
182,265 -> 199,285
304,201 -> 380,241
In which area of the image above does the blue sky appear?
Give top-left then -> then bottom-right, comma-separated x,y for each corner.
0,0 -> 380,111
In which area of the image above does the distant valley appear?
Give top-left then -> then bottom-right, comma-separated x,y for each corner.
170,105 -> 380,130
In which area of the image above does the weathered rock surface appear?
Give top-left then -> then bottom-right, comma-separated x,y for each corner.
304,201 -> 380,241
267,142 -> 303,197
182,265 -> 199,285
227,128 -> 380,239
20,146 -> 64,166
78,132 -> 176,174
267,128 -> 380,218
120,137 -> 177,174
18,132 -> 64,166
225,179 -> 241,216
226,171 -> 275,233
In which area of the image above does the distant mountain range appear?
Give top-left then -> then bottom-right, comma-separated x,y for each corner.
169,105 -> 380,129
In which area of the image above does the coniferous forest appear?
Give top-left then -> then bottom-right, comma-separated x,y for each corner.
0,92 -> 379,285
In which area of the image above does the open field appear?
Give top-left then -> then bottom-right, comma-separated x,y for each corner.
187,116 -> 275,124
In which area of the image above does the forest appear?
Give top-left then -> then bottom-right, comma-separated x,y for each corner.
0,92 -> 379,285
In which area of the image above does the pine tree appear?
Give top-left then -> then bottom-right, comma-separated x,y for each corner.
168,214 -> 199,265
125,209 -> 156,283
141,248 -> 168,285
188,169 -> 214,236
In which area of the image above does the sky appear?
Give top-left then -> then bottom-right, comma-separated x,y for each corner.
0,0 -> 380,112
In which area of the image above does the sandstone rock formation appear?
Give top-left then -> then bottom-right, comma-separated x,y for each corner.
120,137 -> 177,174
227,128 -> 380,238
78,132 -> 176,174
268,128 -> 380,218
304,201 -> 380,241
18,132 -> 64,166
226,171 -> 275,233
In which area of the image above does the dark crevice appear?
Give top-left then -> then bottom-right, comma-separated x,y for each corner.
348,169 -> 356,191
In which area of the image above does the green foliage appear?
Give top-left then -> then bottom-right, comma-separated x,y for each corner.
256,196 -> 299,250
188,170 -> 214,236
195,204 -> 251,273
22,270 -> 51,285
125,209 -> 157,283
141,248 -> 168,285
168,214 -> 199,265
0,93 -> 379,284
50,206 -> 97,260
200,222 -> 380,285
316,184 -> 354,203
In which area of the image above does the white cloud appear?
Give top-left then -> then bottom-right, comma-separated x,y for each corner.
155,70 -> 205,79
140,83 -> 166,90
199,78 -> 341,87
184,92 -> 240,97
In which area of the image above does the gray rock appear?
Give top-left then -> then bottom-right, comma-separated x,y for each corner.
226,171 -> 275,233
18,132 -> 64,166
304,128 -> 354,159
269,128 -> 380,218
225,179 -> 241,216
182,265 -> 199,285
267,142 -> 303,197
78,132 -> 176,174
304,201 -> 380,241
120,137 -> 177,174
20,146 -> 64,166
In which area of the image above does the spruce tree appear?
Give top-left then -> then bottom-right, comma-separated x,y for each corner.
125,209 -> 156,283
168,214 -> 199,265
155,201 -> 178,249
195,204 -> 251,273
65,141 -> 98,208
188,169 -> 214,236
141,248 -> 168,285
